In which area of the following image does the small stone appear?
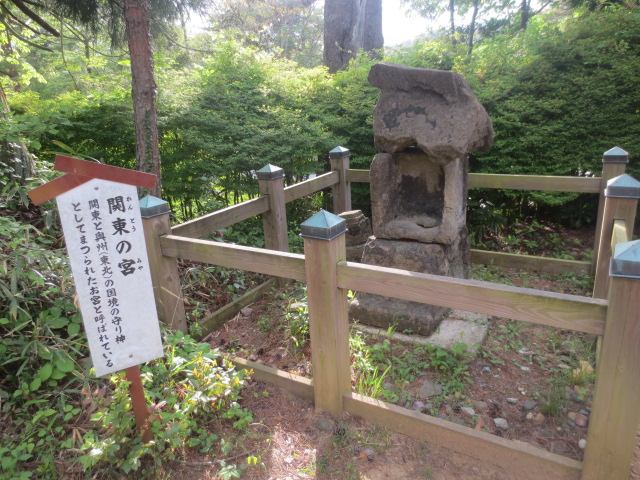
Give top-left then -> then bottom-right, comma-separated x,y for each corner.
534,413 -> 546,423
481,366 -> 491,374
248,354 -> 258,362
526,412 -> 534,420
315,417 -> 336,433
413,401 -> 426,412
523,400 -> 538,411
507,398 -> 518,404
494,418 -> 509,430
240,307 -> 253,316
568,412 -> 577,421
444,404 -> 453,415
461,407 -> 476,416
574,413 -> 588,427
579,439 -> 587,449
568,419 -> 577,428
520,366 -> 531,372
284,456 -> 293,464
360,446 -> 376,461
418,379 -> 443,398
472,400 -> 489,412
579,409 -> 590,416
383,382 -> 395,391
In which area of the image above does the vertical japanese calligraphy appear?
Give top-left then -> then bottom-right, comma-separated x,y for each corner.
57,179 -> 163,376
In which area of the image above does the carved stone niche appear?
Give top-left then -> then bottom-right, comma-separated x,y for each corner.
349,62 -> 493,336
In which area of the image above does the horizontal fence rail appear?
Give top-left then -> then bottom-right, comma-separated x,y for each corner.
172,196 -> 269,239
470,250 -> 592,275
158,235 -> 607,336
336,261 -> 607,335
348,169 -> 602,193
283,171 -> 339,204
160,235 -> 307,282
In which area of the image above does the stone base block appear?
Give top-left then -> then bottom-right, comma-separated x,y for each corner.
349,292 -> 446,336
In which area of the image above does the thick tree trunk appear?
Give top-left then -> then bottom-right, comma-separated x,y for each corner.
520,0 -> 530,29
324,0 -> 383,73
123,0 -> 162,197
467,0 -> 479,56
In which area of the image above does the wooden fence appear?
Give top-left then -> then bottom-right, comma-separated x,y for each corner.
141,146 -> 640,480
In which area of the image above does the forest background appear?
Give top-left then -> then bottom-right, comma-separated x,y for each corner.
1,0 -> 640,478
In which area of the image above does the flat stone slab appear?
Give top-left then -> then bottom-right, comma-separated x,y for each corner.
352,309 -> 488,355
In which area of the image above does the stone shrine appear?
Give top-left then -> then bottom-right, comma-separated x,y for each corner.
349,63 -> 493,335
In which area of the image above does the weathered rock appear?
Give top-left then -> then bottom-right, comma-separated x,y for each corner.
494,418 -> 509,430
315,416 -> 336,433
523,400 -> 538,411
507,398 -> 518,404
534,413 -> 546,423
417,379 -> 443,398
574,413 -> 589,427
368,63 -> 493,160
472,400 -> 490,413
460,406 -> 476,417
579,439 -> 587,449
339,210 -> 372,245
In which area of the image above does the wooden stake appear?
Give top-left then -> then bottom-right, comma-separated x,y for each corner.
125,365 -> 153,443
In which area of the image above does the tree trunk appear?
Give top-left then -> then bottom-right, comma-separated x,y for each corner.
520,0 -> 530,30
449,0 -> 456,43
123,0 -> 162,197
324,0 -> 382,73
467,0 -> 479,57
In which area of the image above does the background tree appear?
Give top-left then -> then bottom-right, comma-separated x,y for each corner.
323,0 -> 383,72
207,0 -> 324,67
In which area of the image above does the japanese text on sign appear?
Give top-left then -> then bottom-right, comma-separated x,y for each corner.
57,179 -> 163,376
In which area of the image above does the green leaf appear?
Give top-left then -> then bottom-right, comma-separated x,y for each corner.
29,377 -> 42,392
36,363 -> 53,381
54,355 -> 75,373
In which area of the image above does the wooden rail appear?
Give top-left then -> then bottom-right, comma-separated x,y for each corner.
283,171 -> 338,204
172,196 -> 270,239
470,250 -> 591,275
337,262 -> 607,335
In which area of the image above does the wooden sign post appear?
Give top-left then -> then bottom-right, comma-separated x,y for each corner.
29,156 -> 164,442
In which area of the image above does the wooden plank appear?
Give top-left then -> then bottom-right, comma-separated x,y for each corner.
143,213 -> 187,333
345,169 -> 601,193
160,235 -> 307,282
337,262 -> 607,335
303,233 -> 351,416
199,278 -> 277,336
28,173 -> 92,205
343,393 -> 582,480
593,198 -> 637,299
611,220 -> 628,248
468,173 -> 601,192
231,356 -> 314,402
171,196 -> 270,239
471,249 -> 591,275
582,275 -> 640,479
55,155 -> 157,189
592,162 -> 627,272
283,171 -> 339,204
347,169 -> 370,183
259,176 -> 289,252
331,157 -> 351,214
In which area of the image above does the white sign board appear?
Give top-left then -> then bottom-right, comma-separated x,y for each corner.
57,178 -> 163,376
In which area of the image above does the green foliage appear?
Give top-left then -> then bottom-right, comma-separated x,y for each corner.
77,330 -> 252,477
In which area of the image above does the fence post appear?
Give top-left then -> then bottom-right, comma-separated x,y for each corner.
301,210 -> 350,416
592,147 -> 628,273
582,240 -> 640,480
330,146 -> 352,214
592,174 -> 640,299
140,196 -> 187,333
257,164 -> 289,252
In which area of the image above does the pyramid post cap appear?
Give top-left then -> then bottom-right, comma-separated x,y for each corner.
329,146 -> 350,159
610,240 -> 640,278
605,174 -> 640,199
139,195 -> 170,218
256,164 -> 284,180
300,209 -> 347,240
603,146 -> 629,164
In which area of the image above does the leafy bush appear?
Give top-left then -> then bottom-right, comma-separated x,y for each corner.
77,330 -> 253,478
